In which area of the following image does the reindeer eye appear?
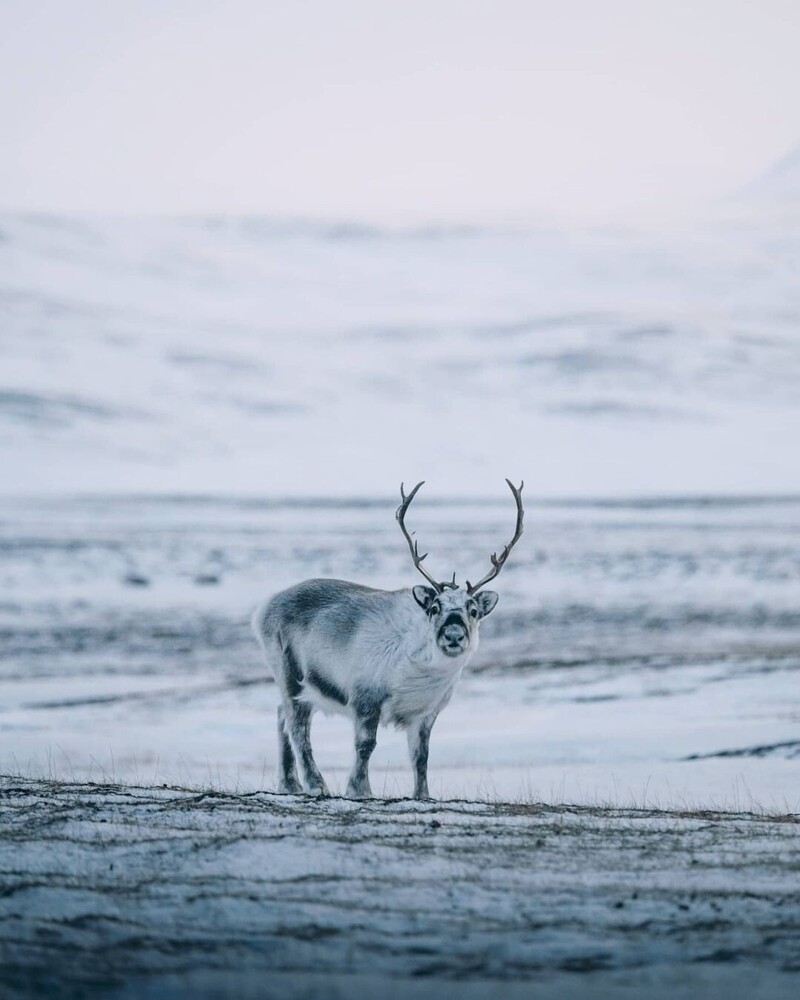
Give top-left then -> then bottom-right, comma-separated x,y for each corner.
470,607 -> 478,618
430,603 -> 440,616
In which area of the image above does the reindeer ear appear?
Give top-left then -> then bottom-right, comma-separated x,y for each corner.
476,591 -> 499,618
412,585 -> 437,610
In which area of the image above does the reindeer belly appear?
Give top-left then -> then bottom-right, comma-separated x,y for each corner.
298,665 -> 352,718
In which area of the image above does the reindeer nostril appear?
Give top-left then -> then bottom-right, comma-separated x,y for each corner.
442,625 -> 466,643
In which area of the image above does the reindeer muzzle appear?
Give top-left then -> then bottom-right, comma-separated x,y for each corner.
438,614 -> 469,656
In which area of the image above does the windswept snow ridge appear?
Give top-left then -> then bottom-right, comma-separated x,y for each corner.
0,777 -> 798,999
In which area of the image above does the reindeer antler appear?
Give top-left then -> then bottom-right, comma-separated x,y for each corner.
396,481 -> 450,593
466,479 -> 525,594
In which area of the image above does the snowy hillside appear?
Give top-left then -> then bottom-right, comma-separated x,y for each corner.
741,145 -> 800,204
2,210 -> 800,498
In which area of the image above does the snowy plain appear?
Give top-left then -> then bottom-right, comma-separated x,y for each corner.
1,492 -> 799,810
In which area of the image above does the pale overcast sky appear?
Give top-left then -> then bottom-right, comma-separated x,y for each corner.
1,0 -> 799,221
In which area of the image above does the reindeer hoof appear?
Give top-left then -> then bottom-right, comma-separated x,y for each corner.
278,779 -> 302,795
345,783 -> 372,800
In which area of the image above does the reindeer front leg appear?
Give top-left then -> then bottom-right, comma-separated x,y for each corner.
408,715 -> 436,800
346,696 -> 382,799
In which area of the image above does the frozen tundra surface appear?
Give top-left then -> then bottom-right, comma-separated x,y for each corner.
0,778 -> 799,1000
2,493 -> 800,810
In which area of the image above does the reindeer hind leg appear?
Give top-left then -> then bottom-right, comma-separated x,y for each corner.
277,703 -> 301,794
277,638 -> 327,796
285,698 -> 329,796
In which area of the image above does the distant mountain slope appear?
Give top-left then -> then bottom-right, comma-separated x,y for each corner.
740,144 -> 800,202
1,212 -> 800,497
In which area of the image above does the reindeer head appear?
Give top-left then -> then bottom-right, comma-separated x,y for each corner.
410,584 -> 498,657
396,480 -> 524,659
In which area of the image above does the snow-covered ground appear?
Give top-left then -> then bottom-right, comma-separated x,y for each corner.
2,204 -> 800,996
1,777 -> 798,999
2,207 -> 800,497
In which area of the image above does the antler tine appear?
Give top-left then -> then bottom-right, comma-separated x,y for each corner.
396,481 -> 444,593
466,479 -> 525,595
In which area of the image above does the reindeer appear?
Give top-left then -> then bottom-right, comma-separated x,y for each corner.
252,480 -> 524,799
